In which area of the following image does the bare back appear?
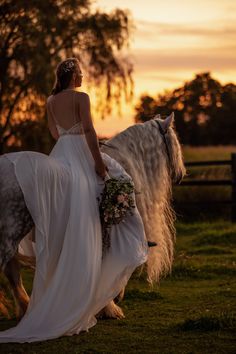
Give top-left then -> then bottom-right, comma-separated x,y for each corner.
47,89 -> 85,135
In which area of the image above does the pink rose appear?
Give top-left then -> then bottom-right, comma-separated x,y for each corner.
117,194 -> 125,203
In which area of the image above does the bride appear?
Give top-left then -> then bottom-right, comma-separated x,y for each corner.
0,57 -> 148,343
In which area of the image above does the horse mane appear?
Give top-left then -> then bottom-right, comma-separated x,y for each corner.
100,119 -> 183,283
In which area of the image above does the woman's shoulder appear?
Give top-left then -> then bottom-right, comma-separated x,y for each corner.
74,91 -> 90,105
46,91 -> 89,103
46,95 -> 54,104
75,91 -> 90,100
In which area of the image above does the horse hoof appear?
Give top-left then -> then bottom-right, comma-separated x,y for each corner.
96,302 -> 125,320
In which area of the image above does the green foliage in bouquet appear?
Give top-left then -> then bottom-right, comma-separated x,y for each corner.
97,176 -> 136,257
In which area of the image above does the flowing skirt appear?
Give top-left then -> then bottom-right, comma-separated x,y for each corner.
0,134 -> 148,342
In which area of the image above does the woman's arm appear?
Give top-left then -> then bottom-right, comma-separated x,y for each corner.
46,100 -> 59,141
78,93 -> 107,176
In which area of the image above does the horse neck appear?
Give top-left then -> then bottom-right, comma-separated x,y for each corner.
109,125 -> 172,204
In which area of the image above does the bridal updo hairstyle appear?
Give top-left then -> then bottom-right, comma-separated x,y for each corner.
51,57 -> 80,95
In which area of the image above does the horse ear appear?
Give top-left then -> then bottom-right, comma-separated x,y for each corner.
162,112 -> 174,132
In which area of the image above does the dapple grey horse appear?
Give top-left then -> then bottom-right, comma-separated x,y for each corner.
0,113 -> 185,319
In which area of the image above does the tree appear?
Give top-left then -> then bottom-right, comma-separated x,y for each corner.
0,0 -> 133,153
135,72 -> 236,145
6,119 -> 53,154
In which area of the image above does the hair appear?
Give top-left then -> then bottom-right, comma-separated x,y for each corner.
100,117 -> 186,283
51,57 -> 80,95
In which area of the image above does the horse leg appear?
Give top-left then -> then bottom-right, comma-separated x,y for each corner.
3,255 -> 29,319
99,287 -> 126,319
0,156 -> 34,318
96,300 -> 125,319
97,300 -> 125,319
114,287 -> 125,304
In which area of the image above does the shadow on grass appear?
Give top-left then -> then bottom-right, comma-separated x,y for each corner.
188,247 -> 233,255
193,230 -> 236,247
125,289 -> 164,302
170,262 -> 236,280
177,311 -> 236,332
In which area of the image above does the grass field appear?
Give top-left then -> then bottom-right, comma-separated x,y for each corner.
174,146 -> 236,220
0,221 -> 235,353
182,145 -> 236,162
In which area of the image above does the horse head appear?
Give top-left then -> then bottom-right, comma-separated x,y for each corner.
152,112 -> 186,185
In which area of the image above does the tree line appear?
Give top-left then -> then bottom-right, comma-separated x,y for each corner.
135,72 -> 236,146
1,1 -> 235,152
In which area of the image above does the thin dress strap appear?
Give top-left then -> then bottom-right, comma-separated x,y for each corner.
48,98 -> 58,125
47,91 -> 84,135
73,90 -> 76,125
73,90 -> 82,124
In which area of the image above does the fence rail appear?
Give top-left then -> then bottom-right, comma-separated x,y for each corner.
176,153 -> 236,222
185,160 -> 231,167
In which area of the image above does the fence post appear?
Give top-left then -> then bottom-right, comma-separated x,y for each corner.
232,153 -> 236,222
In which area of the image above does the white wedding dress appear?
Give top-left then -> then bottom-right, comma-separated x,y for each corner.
0,89 -> 148,343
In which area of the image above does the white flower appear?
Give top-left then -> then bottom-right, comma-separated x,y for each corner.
63,61 -> 75,72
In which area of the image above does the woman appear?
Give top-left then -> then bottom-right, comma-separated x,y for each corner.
0,57 -> 148,343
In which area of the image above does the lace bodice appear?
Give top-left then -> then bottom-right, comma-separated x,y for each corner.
55,121 -> 84,136
47,89 -> 85,136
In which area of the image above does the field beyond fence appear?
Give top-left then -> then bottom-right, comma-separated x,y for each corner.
174,146 -> 236,221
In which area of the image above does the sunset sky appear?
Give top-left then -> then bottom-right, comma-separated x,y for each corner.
90,0 -> 236,137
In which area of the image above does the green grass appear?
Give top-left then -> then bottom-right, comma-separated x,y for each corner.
174,146 -> 236,220
0,221 -> 236,353
182,145 -> 236,162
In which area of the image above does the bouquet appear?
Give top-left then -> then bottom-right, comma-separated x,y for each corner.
96,174 -> 136,257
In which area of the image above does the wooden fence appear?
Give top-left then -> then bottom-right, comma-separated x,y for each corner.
175,153 -> 236,222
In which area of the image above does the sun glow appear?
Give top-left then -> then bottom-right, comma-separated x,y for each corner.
91,0 -> 236,137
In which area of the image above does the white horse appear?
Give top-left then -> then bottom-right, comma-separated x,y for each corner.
101,112 -> 185,283
0,113 -> 185,319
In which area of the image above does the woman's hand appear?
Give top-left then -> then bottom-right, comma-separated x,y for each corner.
95,161 -> 109,180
